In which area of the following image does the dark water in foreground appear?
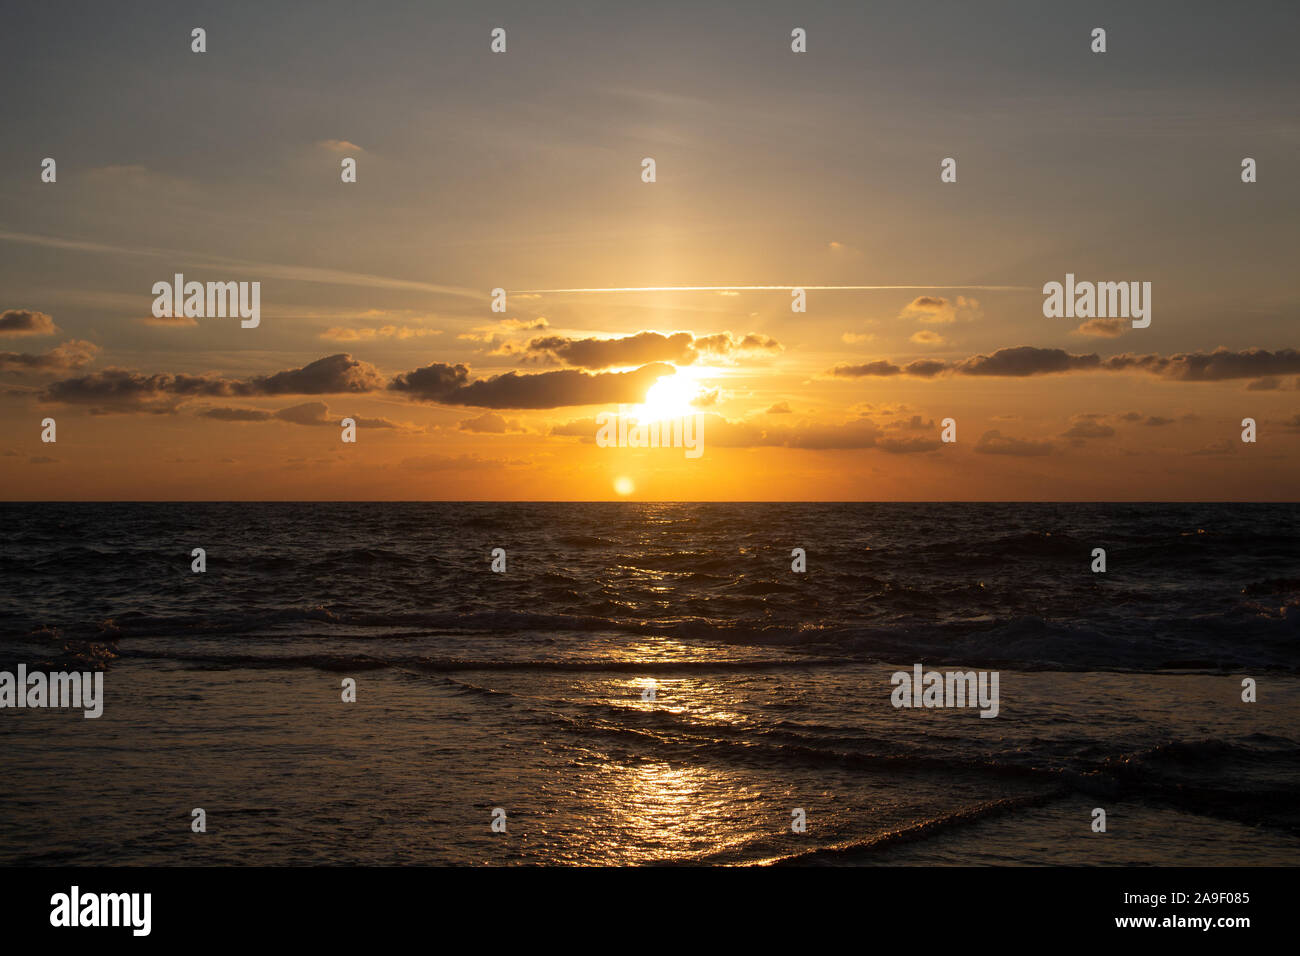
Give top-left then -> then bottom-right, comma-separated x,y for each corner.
1,502 -> 1297,865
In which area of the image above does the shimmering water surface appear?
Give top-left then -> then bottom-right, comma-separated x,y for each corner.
1,502 -> 1297,864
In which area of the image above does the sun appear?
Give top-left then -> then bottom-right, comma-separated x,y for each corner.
613,476 -> 635,496
637,373 -> 698,422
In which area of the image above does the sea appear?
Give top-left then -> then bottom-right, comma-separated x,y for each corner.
1,501 -> 1297,865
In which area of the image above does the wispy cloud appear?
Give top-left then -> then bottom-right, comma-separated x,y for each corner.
0,231 -> 482,300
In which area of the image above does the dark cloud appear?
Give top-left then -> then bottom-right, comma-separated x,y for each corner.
526,331 -> 693,368
904,359 -> 949,378
390,361 -> 674,409
41,353 -> 384,410
830,360 -> 902,378
0,309 -> 58,336
1102,348 -> 1300,381
200,407 -> 272,422
0,339 -> 99,373
387,362 -> 470,400
693,332 -> 783,358
521,331 -> 781,369
252,354 -> 384,394
832,348 -> 1100,379
832,358 -> 946,377
827,346 -> 1300,382
766,401 -> 792,414
44,369 -> 234,411
203,401 -> 397,428
958,347 -> 1101,377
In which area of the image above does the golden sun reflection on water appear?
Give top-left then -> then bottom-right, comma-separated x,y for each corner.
615,675 -> 749,726
590,760 -> 754,864
567,671 -> 769,863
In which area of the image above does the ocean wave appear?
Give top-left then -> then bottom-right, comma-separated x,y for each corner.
72,604 -> 1298,673
758,789 -> 1072,866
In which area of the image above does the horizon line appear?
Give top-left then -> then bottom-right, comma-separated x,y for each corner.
513,285 -> 1035,294
1,499 -> 1293,505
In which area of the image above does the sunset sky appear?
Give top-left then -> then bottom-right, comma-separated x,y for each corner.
2,0 -> 1297,500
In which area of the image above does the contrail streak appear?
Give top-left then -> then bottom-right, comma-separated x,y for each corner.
0,230 -> 482,300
